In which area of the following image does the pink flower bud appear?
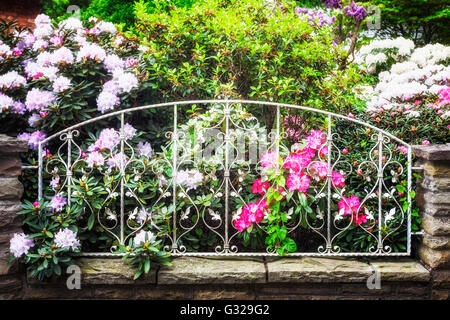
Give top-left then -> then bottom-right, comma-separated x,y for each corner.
356,169 -> 362,175
33,201 -> 40,208
342,148 -> 348,155
422,140 -> 430,146
348,113 -> 355,119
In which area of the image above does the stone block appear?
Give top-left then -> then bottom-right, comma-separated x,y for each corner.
193,286 -> 255,300
0,134 -> 28,154
421,213 -> 450,236
423,234 -> 450,250
0,276 -> 23,299
266,257 -> 372,283
419,245 -> 450,269
135,285 -> 193,300
369,259 -> 431,282
157,257 -> 266,284
0,156 -> 22,177
0,201 -> 22,229
0,178 -> 23,200
77,258 -> 156,285
412,144 -> 450,161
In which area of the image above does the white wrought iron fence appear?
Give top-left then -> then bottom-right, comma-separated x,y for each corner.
34,100 -> 413,257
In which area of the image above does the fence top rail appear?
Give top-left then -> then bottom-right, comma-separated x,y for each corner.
39,99 -> 411,148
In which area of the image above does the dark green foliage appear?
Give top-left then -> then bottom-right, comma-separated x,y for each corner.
361,0 -> 450,44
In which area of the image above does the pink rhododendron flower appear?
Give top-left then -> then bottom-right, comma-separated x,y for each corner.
233,200 -> 268,232
283,152 -> 312,172
310,161 -> 328,180
306,130 -> 326,150
286,171 -> 310,192
261,151 -> 278,168
338,195 -> 360,216
251,179 -> 270,195
332,171 -> 345,188
396,145 -> 408,154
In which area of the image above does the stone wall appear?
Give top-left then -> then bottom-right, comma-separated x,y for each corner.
22,257 -> 433,300
0,0 -> 40,28
0,134 -> 28,299
413,143 -> 450,300
0,135 -> 449,300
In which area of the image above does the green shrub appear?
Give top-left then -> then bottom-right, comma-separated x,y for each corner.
130,0 -> 366,127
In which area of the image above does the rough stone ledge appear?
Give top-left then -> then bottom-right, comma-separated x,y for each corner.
76,258 -> 156,285
25,257 -> 432,286
266,257 -> 430,283
412,143 -> 450,161
157,256 -> 266,284
0,134 -> 28,154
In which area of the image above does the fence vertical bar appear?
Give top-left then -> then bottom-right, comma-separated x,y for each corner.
224,101 -> 230,252
377,131 -> 383,252
172,103 -> 178,251
66,132 -> 72,204
326,114 -> 332,252
38,142 -> 43,201
407,146 -> 412,254
119,113 -> 125,245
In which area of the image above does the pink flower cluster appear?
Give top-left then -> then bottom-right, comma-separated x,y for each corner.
338,195 -> 367,225
233,199 -> 268,232
283,130 -> 345,192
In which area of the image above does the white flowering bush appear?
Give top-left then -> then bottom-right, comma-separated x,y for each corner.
355,37 -> 415,75
0,15 -> 175,280
353,38 -> 450,145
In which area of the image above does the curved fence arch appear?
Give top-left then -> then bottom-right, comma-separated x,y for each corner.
37,100 -> 412,257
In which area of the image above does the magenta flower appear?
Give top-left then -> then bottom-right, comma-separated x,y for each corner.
338,195 -> 360,216
332,171 -> 345,188
286,171 -> 310,192
251,179 -> 271,195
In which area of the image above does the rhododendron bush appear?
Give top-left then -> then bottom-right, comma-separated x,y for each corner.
353,37 -> 449,145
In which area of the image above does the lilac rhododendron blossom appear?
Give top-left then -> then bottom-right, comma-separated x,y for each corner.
50,195 -> 67,212
9,233 -> 34,258
18,130 -> 47,150
176,169 -> 204,190
97,90 -> 119,113
86,151 -> 105,167
51,47 -> 74,65
123,123 -> 137,140
77,43 -> 107,62
133,230 -> 155,247
52,76 -> 71,92
0,92 -> 14,112
104,54 -> 125,72
54,228 -> 80,250
112,69 -> 138,93
28,113 -> 41,127
137,142 -> 153,158
0,71 -> 26,89
25,88 -> 56,111
106,152 -> 128,169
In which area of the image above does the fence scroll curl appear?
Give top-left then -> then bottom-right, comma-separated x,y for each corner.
37,100 -> 412,257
